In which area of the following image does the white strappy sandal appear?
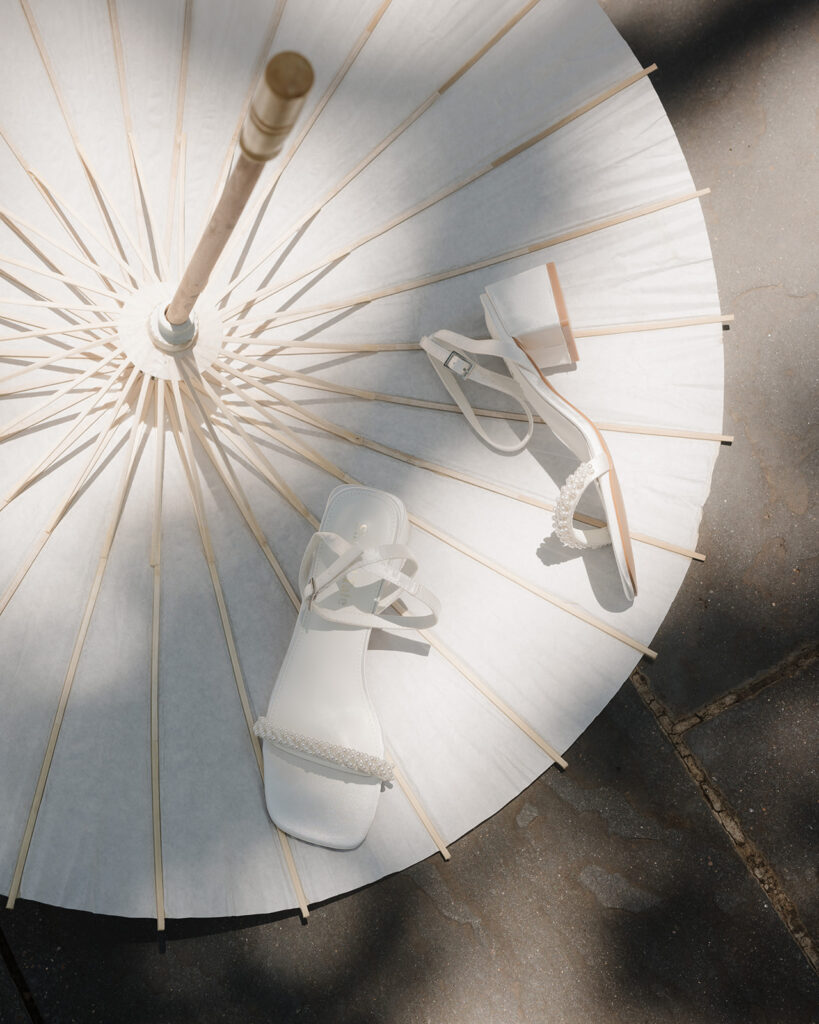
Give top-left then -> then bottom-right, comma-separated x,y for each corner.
254,485 -> 439,850
420,262 -> 637,602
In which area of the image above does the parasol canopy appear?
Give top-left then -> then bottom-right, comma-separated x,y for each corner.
0,0 -> 728,924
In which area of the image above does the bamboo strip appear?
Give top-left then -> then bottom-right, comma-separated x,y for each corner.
227,189 -> 710,326
126,132 -> 169,281
0,268 -> 112,348
4,375 -> 153,909
0,255 -> 129,301
0,337 -> 118,391
183,365 -> 316,571
0,109 -> 131,298
0,168 -> 111,300
223,0 -> 395,302
574,314 -> 733,338
167,383 -> 261,767
224,64 -> 657,314
165,383 -> 310,919
0,202 -> 135,295
17,0 -> 140,281
150,385 -> 165,568
275,830 -> 311,919
0,350 -> 111,361
178,389 -> 300,607
387,752 -> 450,861
210,380 -> 350,488
178,360 -> 253,519
0,298 -> 112,315
220,0 -> 543,303
191,372 -> 318,526
74,146 -> 160,285
229,354 -> 731,446
418,632 -> 568,769
0,356 -> 122,443
164,0 -> 193,262
413,513 -> 657,658
597,422 -> 733,444
28,169 -> 142,288
0,366 -> 140,618
0,308 -> 113,338
27,170 -> 132,291
224,339 -> 418,354
0,367 -> 126,510
106,0 -> 148,263
0,388 -> 96,444
150,382 -> 166,930
0,321 -> 120,346
0,368 -> 114,397
106,0 -> 134,138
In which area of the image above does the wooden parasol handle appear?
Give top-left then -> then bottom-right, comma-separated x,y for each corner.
165,52 -> 313,328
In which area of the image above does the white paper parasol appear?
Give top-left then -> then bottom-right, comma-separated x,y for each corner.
0,0 -> 728,924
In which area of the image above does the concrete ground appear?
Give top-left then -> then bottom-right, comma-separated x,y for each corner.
1,0 -> 817,1021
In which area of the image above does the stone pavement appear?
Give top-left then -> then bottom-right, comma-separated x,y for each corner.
1,0 -> 816,1020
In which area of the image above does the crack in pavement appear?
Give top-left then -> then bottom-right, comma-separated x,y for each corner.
630,666 -> 819,976
672,640 -> 819,733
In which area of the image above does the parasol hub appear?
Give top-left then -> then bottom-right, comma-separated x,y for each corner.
151,305 -> 198,352
116,283 -> 223,382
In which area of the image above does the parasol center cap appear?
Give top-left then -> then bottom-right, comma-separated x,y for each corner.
149,304 -> 198,352
117,283 -> 224,382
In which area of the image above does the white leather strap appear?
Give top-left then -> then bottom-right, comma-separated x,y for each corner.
420,330 -> 534,453
552,453 -> 612,549
299,532 -> 440,630
253,719 -> 395,782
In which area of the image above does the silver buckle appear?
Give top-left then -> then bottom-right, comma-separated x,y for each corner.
443,350 -> 473,378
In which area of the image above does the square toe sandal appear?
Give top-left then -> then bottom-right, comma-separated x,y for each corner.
420,264 -> 637,602
253,485 -> 440,850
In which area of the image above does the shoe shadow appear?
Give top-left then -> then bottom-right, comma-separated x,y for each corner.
368,632 -> 431,657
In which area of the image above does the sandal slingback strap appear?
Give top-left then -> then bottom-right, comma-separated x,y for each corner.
419,330 -> 535,453
253,719 -> 395,782
298,531 -> 440,630
552,452 -> 612,549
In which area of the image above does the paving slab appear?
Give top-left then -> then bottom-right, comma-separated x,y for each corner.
601,0 -> 819,716
687,656 -> 819,940
0,941 -> 29,1024
3,683 -> 818,1024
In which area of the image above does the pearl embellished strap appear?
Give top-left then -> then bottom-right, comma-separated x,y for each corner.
552,455 -> 612,550
253,718 -> 395,782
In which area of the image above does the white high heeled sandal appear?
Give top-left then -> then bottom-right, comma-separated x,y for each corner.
254,485 -> 439,850
420,262 -> 637,601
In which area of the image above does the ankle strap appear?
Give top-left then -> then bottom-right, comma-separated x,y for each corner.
299,531 -> 440,630
420,330 -> 534,453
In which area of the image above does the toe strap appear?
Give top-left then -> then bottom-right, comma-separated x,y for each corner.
253,718 -> 395,782
552,454 -> 612,550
